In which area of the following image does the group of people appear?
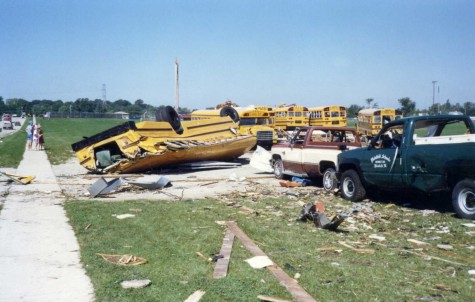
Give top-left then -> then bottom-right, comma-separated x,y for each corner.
25,121 -> 45,150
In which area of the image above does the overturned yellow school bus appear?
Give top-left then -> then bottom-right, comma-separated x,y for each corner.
71,107 -> 256,174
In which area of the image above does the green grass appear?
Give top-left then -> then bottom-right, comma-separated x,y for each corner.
0,119 -> 30,168
38,118 -> 125,164
66,195 -> 475,302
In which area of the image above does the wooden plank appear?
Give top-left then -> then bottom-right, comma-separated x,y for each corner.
213,229 -> 235,279
226,221 -> 317,302
257,295 -> 293,302
184,289 -> 205,302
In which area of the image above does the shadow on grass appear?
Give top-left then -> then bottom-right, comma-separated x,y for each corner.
365,188 -> 456,216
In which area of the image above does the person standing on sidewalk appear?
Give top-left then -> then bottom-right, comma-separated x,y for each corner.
26,121 -> 33,150
38,125 -> 45,150
32,124 -> 39,150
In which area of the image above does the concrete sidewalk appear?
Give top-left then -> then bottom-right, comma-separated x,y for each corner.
0,147 -> 94,301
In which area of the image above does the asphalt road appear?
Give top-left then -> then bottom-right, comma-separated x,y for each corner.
0,116 -> 25,138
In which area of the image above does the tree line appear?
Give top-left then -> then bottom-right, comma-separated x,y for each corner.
1,96 -> 474,119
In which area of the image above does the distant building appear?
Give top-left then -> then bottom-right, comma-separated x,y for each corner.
114,111 -> 129,119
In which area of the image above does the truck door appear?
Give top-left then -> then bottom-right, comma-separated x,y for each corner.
283,128 -> 306,175
359,122 -> 406,187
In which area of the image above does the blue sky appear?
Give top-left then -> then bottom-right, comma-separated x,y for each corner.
1,0 -> 474,110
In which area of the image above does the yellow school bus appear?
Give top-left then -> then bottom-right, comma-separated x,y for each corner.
191,105 -> 275,149
357,108 -> 403,137
308,105 -> 347,127
272,105 -> 309,131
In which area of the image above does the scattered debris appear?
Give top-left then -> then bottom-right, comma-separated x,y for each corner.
279,181 -> 302,187
245,256 -> 274,269
177,161 -> 242,170
462,223 -> 475,228
368,234 -> 386,241
437,244 -> 454,251
407,239 -> 429,246
226,221 -> 317,302
113,214 -> 135,220
229,173 -> 246,182
298,202 -> 346,230
432,283 -> 457,293
468,270 -> 475,275
120,279 -> 152,289
257,295 -> 293,302
338,241 -> 375,254
401,250 -> 467,266
250,146 -> 273,173
291,176 -> 314,187
0,171 -> 35,185
213,229 -> 235,279
88,177 -> 125,198
96,253 -> 147,266
126,176 -> 171,190
195,252 -> 210,262
184,289 -> 206,302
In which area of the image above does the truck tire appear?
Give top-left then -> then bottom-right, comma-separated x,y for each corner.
452,179 -> 475,219
340,169 -> 366,202
273,159 -> 285,179
323,168 -> 337,191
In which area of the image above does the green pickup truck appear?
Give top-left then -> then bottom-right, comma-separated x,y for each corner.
337,115 -> 475,219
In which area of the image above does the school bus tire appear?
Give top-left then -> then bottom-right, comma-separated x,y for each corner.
156,106 -> 184,134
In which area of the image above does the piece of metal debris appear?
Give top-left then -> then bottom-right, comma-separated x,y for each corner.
88,177 -> 126,197
0,171 -> 35,185
126,176 -> 171,190
120,279 -> 152,289
298,202 -> 346,230
177,161 -> 241,170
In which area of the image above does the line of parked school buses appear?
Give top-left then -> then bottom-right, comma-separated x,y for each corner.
188,104 -> 403,148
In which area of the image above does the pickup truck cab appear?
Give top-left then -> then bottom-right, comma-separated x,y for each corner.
271,126 -> 362,190
337,115 -> 475,219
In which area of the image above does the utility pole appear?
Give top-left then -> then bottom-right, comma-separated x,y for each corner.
432,80 -> 437,114
102,84 -> 107,112
175,58 -> 179,111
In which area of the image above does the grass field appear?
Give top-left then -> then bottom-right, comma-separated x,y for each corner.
65,194 -> 475,302
38,118 -> 125,164
0,119 -> 30,168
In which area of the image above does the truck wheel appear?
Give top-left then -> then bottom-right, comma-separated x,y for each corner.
340,170 -> 366,202
273,159 -> 285,179
323,168 -> 337,191
452,179 -> 475,219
